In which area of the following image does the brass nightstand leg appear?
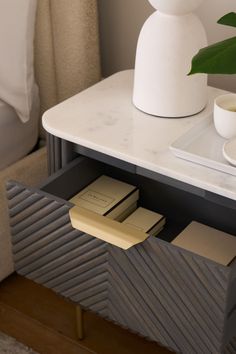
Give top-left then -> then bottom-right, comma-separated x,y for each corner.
76,305 -> 84,340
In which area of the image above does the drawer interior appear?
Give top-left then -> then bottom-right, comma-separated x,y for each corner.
39,156 -> 236,243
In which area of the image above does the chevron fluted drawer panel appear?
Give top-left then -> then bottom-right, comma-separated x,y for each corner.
7,156 -> 236,354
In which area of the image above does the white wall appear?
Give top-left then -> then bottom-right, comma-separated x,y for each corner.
98,0 -> 152,77
98,0 -> 236,92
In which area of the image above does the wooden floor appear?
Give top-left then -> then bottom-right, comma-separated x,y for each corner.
0,274 -> 172,354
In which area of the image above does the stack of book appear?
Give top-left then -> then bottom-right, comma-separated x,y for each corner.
70,175 -> 139,221
122,207 -> 165,237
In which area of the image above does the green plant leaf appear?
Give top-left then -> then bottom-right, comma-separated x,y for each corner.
189,36 -> 236,75
218,12 -> 236,28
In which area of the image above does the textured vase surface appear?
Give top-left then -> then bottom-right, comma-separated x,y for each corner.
133,0 -> 208,118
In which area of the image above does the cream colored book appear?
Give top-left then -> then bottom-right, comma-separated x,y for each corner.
122,207 -> 165,237
172,221 -> 236,266
70,175 -> 139,220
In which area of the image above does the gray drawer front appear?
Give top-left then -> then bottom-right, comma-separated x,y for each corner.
6,157 -> 236,354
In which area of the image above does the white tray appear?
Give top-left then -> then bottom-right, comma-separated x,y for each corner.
170,115 -> 236,176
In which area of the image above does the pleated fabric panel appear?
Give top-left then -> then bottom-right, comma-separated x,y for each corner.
34,0 -> 101,139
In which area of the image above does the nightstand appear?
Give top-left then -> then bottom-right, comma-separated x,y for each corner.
7,71 -> 236,354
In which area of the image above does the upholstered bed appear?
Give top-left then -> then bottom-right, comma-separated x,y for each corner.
0,0 -> 39,170
0,0 -> 101,281
0,90 -> 39,170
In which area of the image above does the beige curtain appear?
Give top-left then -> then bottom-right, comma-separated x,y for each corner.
34,0 -> 101,136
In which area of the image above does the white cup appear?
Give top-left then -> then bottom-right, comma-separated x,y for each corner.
214,94 -> 236,139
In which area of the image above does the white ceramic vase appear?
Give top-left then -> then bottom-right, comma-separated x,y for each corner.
133,0 -> 208,118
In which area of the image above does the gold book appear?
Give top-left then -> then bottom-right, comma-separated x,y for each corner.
70,175 -> 139,220
172,221 -> 236,266
122,207 -> 165,237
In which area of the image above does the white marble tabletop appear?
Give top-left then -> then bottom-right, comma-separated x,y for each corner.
42,70 -> 236,201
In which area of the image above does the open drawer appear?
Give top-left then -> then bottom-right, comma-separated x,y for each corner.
6,156 -> 236,354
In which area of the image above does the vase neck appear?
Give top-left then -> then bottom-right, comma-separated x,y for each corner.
148,0 -> 203,15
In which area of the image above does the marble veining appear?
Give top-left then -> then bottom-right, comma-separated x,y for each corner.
43,70 -> 236,201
